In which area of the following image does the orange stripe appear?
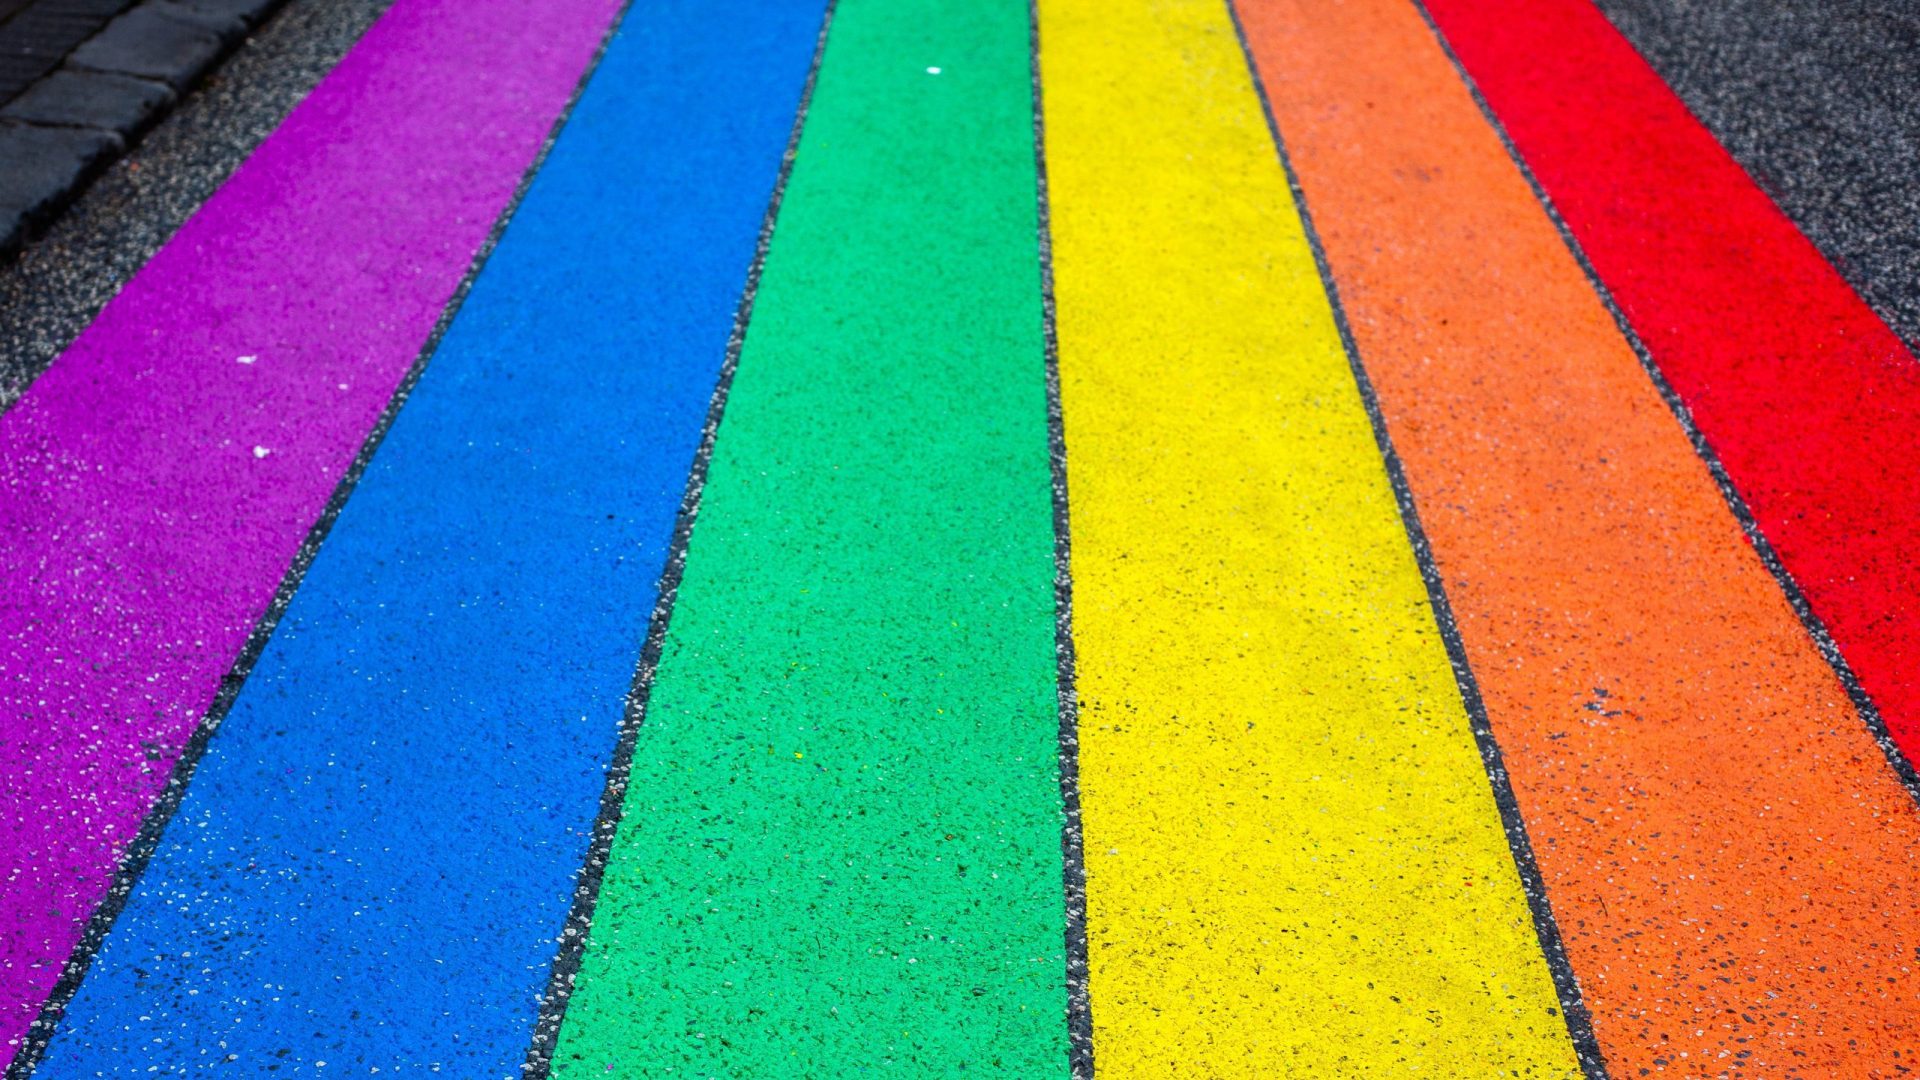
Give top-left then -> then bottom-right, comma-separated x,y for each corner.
1233,0 -> 1920,1074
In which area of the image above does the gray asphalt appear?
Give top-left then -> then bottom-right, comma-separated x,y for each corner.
1596,0 -> 1920,350
0,0 -> 393,407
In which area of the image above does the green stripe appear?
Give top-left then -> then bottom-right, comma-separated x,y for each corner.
548,0 -> 1069,1074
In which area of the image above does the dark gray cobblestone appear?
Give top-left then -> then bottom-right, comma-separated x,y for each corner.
66,6 -> 231,87
0,68 -> 173,131
0,1 -> 133,102
0,121 -> 116,217
164,0 -> 279,27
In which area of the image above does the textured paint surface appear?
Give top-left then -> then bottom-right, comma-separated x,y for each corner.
1593,0 -> 1920,351
0,0 -> 620,1061
7,0 -> 1920,1073
1423,0 -> 1920,771
1035,0 -> 1581,1074
1234,0 -> 1920,1074
27,0 -> 824,1074
547,0 -> 1072,1075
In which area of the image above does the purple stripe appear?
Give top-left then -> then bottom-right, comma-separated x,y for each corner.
0,0 -> 620,1056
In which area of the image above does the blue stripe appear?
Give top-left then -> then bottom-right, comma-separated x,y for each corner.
36,1 -> 825,1072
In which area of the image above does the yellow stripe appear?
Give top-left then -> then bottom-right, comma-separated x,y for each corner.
1036,1 -> 1583,1074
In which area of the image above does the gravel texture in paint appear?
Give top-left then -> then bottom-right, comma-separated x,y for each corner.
1238,0 -> 1920,1073
1594,0 -> 1920,351
548,0 -> 1073,1073
0,0 -> 619,1062
0,0 -> 395,407
1035,0 -> 1585,1074
1423,0 -> 1920,835
28,0 -> 824,1074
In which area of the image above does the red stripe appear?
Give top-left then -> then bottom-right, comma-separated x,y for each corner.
1420,0 -> 1920,758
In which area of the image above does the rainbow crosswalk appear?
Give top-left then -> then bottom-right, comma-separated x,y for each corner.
2,0 -> 1917,1076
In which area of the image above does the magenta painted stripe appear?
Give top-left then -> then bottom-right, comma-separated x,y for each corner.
0,0 -> 619,1057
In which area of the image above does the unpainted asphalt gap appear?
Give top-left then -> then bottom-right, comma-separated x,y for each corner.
1023,0 -> 1093,1073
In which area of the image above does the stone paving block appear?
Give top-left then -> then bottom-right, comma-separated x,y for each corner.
164,0 -> 282,28
0,203 -> 25,256
0,122 -> 117,238
0,7 -> 119,101
0,68 -> 173,133
48,0 -> 134,14
66,6 -> 226,89
148,0 -> 247,42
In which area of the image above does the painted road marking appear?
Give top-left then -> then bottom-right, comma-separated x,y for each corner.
23,1 -> 826,1074
1234,0 -> 1920,1073
0,0 -> 621,1063
546,0 -> 1071,1075
1423,0 -> 1920,774
1034,0 -> 1585,1074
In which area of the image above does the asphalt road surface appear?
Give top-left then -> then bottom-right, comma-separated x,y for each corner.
2,0 -> 1917,1076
